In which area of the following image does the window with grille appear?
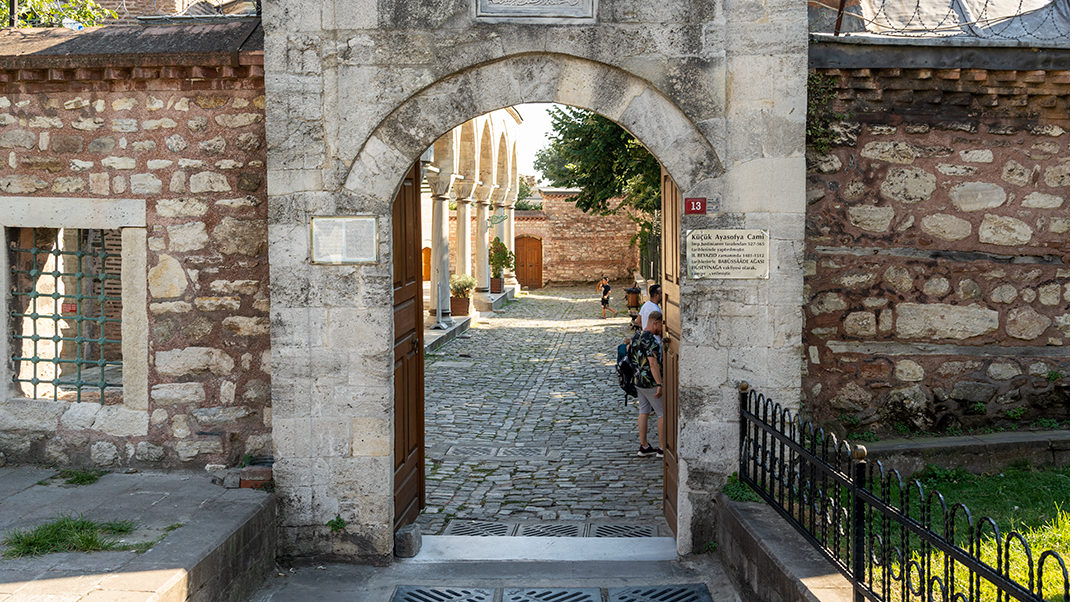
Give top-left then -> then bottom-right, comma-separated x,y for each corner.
8,227 -> 123,402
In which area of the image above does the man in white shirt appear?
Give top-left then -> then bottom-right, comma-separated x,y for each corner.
636,283 -> 662,330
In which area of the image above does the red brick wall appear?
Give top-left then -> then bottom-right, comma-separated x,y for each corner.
805,67 -> 1070,436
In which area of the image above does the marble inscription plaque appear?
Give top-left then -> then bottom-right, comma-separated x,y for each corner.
311,216 -> 378,264
686,229 -> 770,280
477,0 -> 595,20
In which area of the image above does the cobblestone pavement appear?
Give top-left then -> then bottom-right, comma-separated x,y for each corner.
417,285 -> 666,535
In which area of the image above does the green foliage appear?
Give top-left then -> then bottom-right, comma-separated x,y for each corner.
0,0 -> 116,27
58,469 -> 107,486
893,421 -> 911,436
326,515 -> 346,533
806,72 -> 847,155
488,236 -> 515,278
1005,407 -> 1026,421
514,197 -> 543,210
722,472 -> 762,503
516,177 -> 533,200
1032,418 -> 1060,430
239,453 -> 255,468
969,401 -> 987,415
449,273 -> 477,299
852,431 -> 879,442
534,106 -> 660,235
702,540 -> 719,553
3,515 -> 135,558
838,412 -> 861,428
1047,370 -> 1066,382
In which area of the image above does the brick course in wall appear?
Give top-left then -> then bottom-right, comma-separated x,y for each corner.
805,65 -> 1070,436
0,24 -> 269,467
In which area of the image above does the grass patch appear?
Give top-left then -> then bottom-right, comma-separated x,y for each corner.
3,516 -> 135,558
57,469 -> 108,486
722,472 -> 761,503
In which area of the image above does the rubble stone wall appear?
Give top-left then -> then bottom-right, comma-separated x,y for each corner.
0,61 -> 270,468
805,66 -> 1070,436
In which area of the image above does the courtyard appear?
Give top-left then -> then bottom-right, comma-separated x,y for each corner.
417,285 -> 667,536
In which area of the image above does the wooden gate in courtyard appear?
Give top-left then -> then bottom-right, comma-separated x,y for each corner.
660,168 -> 681,536
393,162 -> 425,532
514,236 -> 542,289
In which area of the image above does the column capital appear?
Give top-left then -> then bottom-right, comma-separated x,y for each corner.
425,171 -> 459,198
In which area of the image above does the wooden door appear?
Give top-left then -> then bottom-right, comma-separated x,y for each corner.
421,247 -> 431,281
393,162 -> 425,532
514,236 -> 542,289
660,168 -> 681,536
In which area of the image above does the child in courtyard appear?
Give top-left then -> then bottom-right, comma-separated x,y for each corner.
598,276 -> 618,319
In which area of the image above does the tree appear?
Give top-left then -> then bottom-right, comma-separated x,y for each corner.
534,106 -> 660,233
1,0 -> 116,27
516,176 -> 532,201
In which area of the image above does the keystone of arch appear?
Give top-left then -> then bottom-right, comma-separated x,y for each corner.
343,53 -> 723,203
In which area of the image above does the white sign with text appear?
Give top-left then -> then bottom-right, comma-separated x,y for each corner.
686,229 -> 770,279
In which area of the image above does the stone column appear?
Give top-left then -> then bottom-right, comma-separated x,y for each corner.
474,186 -> 495,293
455,196 -> 472,277
492,188 -> 507,244
504,196 -> 518,287
430,191 -> 453,325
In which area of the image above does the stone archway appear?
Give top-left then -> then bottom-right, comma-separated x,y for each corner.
266,5 -> 807,562
342,53 -> 723,208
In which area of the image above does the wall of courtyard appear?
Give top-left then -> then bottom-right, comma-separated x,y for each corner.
804,48 -> 1070,436
0,28 -> 270,469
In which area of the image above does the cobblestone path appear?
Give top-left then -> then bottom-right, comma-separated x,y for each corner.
417,285 -> 665,535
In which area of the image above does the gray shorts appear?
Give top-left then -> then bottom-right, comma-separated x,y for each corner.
636,386 -> 664,418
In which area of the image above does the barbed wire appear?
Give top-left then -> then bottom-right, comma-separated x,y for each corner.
820,0 -> 1070,42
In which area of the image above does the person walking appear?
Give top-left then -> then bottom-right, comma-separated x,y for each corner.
630,310 -> 664,457
634,283 -> 662,331
598,276 -> 618,318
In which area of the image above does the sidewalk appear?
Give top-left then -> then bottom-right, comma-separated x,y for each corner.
0,466 -> 273,601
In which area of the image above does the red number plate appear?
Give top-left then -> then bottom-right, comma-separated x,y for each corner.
684,197 -> 707,214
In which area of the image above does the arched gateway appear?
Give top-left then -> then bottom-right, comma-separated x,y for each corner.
265,0 -> 807,562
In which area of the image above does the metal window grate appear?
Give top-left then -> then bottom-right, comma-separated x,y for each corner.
9,227 -> 123,402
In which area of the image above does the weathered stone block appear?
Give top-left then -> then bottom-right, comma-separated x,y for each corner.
880,167 -> 935,203
1022,192 -> 1063,208
950,182 -> 1006,211
212,217 -> 267,255
192,406 -> 251,424
60,402 -> 101,430
1006,306 -> 1051,340
894,360 -> 924,382
175,439 -> 223,462
157,198 -> 209,217
151,383 -> 206,406
189,171 -> 231,193
101,156 -> 136,170
223,316 -> 270,336
147,254 -> 188,298
978,215 -> 1032,246
0,400 -> 64,431
920,214 -> 971,241
847,205 -> 894,232
861,141 -> 916,164
194,296 -> 241,311
135,442 -> 166,462
156,347 -> 235,377
92,406 -> 148,437
167,222 -> 209,252
950,381 -> 997,403
91,442 -> 119,466
895,303 -> 998,340
394,524 -> 422,558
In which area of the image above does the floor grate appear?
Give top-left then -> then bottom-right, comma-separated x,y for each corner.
608,584 -> 712,602
503,588 -> 601,602
443,520 -> 516,536
586,524 -> 658,538
393,586 -> 494,602
516,523 -> 583,537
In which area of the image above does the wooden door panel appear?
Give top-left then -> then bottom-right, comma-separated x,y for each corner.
661,168 -> 681,536
515,237 -> 542,289
393,162 -> 425,532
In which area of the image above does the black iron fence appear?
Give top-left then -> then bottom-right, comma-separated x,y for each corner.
738,384 -> 1069,602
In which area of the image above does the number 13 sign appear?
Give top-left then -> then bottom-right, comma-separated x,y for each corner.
684,197 -> 707,214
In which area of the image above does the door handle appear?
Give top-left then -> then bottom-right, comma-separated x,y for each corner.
411,337 -> 419,352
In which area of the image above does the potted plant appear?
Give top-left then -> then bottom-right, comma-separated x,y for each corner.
449,274 -> 477,316
488,236 -> 515,294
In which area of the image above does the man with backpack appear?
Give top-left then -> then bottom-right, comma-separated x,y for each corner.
629,310 -> 664,458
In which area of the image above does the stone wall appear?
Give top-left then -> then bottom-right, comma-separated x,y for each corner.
0,38 -> 270,468
804,64 -> 1070,436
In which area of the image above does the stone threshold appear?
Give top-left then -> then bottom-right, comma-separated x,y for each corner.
403,535 -> 677,563
424,315 -> 471,353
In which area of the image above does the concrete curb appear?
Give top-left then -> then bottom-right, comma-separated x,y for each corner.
716,493 -> 852,602
864,429 -> 1070,476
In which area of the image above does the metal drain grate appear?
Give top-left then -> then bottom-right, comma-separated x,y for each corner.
496,447 -> 547,457
443,520 -> 516,536
608,584 -> 712,602
586,524 -> 658,538
516,523 -> 583,537
446,445 -> 499,456
393,586 -> 494,602
503,588 -> 601,602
